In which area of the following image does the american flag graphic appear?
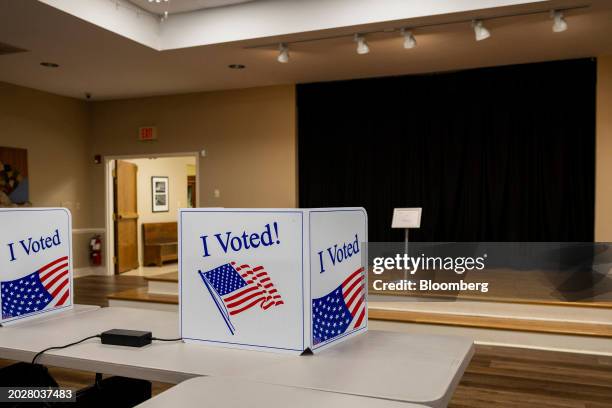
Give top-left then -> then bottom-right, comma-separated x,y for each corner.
1,256 -> 70,320
312,267 -> 365,345
198,262 -> 284,335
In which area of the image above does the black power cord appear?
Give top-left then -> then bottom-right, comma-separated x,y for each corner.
31,334 -> 102,365
151,337 -> 182,342
30,334 -> 183,364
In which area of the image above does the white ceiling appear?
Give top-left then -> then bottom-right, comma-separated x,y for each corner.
129,0 -> 256,15
0,0 -> 611,100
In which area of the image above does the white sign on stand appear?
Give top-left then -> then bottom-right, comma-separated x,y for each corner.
179,208 -> 367,354
0,208 -> 73,325
391,208 -> 422,229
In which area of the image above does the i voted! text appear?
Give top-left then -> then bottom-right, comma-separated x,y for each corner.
201,222 -> 281,257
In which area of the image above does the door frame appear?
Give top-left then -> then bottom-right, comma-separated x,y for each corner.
104,152 -> 201,275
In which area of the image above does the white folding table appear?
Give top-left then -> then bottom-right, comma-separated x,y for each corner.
235,330 -> 474,408
0,306 -> 473,407
0,307 -> 288,383
135,376 -> 428,408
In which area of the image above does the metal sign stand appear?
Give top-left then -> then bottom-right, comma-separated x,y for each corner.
391,208 -> 422,282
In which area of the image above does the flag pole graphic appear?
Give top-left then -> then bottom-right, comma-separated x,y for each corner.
198,270 -> 235,335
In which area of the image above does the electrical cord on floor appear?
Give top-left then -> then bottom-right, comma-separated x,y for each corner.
151,337 -> 183,342
31,334 -> 102,365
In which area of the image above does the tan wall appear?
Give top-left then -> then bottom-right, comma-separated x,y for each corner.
596,56 -> 612,242
72,230 -> 106,269
123,156 -> 195,264
0,82 -> 92,228
89,85 -> 297,227
2,64 -> 610,242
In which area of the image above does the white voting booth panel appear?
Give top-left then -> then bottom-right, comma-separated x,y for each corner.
0,208 -> 73,325
179,208 -> 367,354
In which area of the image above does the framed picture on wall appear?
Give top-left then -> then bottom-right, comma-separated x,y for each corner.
151,176 -> 169,212
0,146 -> 30,206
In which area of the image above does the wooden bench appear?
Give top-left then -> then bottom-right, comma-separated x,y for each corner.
143,222 -> 178,266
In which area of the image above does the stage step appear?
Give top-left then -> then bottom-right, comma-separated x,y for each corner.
146,271 -> 178,295
380,293 -> 612,309
368,307 -> 612,339
108,288 -> 178,311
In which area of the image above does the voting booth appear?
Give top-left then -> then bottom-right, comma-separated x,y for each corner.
179,208 -> 367,354
0,208 -> 73,325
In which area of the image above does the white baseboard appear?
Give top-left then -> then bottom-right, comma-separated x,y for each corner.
73,266 -> 107,278
72,228 -> 105,234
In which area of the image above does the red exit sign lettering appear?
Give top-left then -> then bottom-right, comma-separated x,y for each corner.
139,126 -> 157,141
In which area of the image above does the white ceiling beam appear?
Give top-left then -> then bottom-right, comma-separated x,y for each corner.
38,0 -> 161,49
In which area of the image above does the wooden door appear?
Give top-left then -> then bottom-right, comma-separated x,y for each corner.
114,160 -> 139,273
187,175 -> 196,208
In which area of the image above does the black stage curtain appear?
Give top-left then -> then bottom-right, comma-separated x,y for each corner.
297,59 -> 596,242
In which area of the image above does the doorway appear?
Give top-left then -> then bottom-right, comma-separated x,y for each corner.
105,153 -> 199,275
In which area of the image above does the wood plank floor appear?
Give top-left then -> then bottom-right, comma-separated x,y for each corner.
74,275 -> 147,307
451,346 -> 612,408
2,275 -> 611,407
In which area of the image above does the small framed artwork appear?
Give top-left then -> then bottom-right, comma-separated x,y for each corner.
151,176 -> 169,212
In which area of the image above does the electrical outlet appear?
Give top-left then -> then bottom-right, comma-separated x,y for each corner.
214,189 -> 220,198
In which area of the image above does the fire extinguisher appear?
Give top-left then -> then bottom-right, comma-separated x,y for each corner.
90,235 -> 102,266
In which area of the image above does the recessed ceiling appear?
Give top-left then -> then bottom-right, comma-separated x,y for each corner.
129,0 -> 256,15
1,0 -> 611,100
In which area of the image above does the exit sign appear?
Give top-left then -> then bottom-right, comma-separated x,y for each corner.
139,126 -> 157,141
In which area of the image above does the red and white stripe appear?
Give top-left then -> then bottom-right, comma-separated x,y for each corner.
342,267 -> 366,330
223,262 -> 284,316
38,256 -> 70,308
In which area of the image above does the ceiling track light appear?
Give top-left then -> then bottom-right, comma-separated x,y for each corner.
277,43 -> 289,63
354,34 -> 370,55
245,5 -> 586,54
472,19 -> 491,41
551,10 -> 568,32
400,28 -> 417,49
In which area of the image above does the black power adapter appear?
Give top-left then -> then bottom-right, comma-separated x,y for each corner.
101,329 -> 152,347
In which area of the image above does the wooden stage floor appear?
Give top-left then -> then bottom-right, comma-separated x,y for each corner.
1,274 -> 610,407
